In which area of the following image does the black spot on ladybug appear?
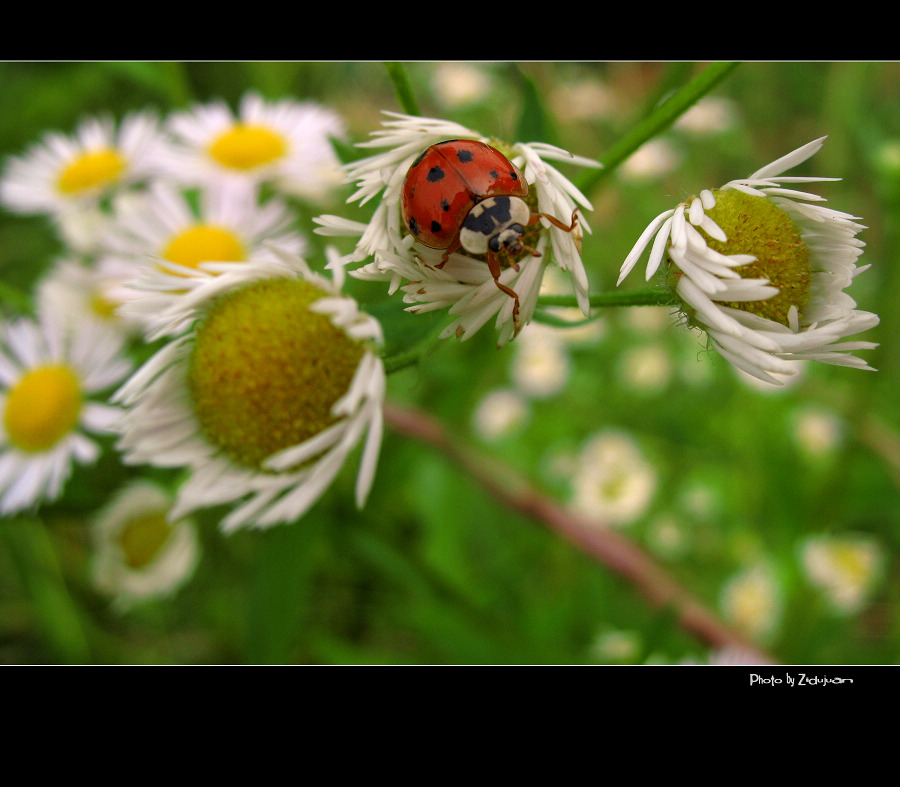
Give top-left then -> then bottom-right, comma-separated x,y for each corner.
427,166 -> 445,182
430,220 -> 442,233
456,149 -> 474,163
509,171 -> 518,180
441,199 -> 450,211
408,216 -> 419,236
489,169 -> 498,179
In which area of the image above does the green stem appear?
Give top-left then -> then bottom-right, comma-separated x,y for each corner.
539,288 -> 677,310
384,62 -> 421,117
578,61 -> 741,193
381,320 -> 445,375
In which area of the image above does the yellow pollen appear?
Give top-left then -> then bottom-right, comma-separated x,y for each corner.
696,189 -> 811,327
89,289 -> 119,321
4,364 -> 82,452
162,224 -> 246,272
188,278 -> 366,470
831,544 -> 870,584
118,511 -> 173,570
207,123 -> 287,171
57,148 -> 126,196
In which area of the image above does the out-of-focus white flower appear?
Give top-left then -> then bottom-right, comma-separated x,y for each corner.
619,138 -> 681,183
791,406 -> 844,457
90,479 -> 200,611
0,112 -> 167,217
0,312 -> 132,514
720,563 -> 783,642
36,257 -> 145,337
431,63 -> 493,108
99,181 -> 306,333
570,430 -> 657,526
472,388 -> 528,441
552,77 -> 617,122
645,514 -> 689,559
162,92 -> 346,201
315,111 -> 600,345
511,324 -> 571,398
674,96 -> 738,135
799,533 -> 884,614
590,628 -> 642,663
618,137 -> 879,385
618,343 -> 672,394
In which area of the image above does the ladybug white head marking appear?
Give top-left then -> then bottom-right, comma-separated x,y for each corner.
459,196 -> 532,256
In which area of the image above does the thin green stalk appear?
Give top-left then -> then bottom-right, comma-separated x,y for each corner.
539,288 -> 677,310
381,320 -> 445,375
384,62 -> 421,117
578,61 -> 741,193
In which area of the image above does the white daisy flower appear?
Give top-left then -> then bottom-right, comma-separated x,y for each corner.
570,429 -> 657,526
0,111 -> 167,217
510,323 -> 571,398
618,136 -> 880,385
790,405 -> 844,458
98,180 -> 306,331
162,92 -> 346,201
315,111 -> 600,346
720,563 -> 783,642
472,388 -> 528,441
799,533 -> 884,615
36,256 -> 147,337
90,479 -> 200,612
0,312 -> 132,515
113,246 -> 386,532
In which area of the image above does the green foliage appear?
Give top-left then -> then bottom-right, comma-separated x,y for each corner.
1,62 -> 898,665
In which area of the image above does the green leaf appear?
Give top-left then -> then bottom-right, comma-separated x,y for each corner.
2,517 -> 91,663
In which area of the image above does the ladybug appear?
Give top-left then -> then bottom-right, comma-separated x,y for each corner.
401,139 -> 579,321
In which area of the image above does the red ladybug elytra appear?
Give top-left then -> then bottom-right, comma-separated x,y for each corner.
400,139 -> 579,321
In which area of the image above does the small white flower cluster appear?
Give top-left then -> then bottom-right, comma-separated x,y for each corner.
0,92 -> 382,606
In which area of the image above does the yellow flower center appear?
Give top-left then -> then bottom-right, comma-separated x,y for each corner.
188,278 -> 366,470
695,189 -> 811,327
89,290 -> 119,321
56,148 -> 126,196
4,364 -> 82,452
207,124 -> 287,171
162,224 -> 246,272
831,543 -> 871,586
117,510 -> 173,569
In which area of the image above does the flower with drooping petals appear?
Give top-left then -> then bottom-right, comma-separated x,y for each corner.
618,137 -> 879,385
113,246 -> 385,532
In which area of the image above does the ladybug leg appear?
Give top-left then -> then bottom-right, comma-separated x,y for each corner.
528,207 -> 580,233
436,237 -> 461,270
487,249 -> 520,322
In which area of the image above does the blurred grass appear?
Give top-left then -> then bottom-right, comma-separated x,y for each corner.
1,62 -> 899,665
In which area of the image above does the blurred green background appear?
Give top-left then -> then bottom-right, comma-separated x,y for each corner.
1,61 -> 898,665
